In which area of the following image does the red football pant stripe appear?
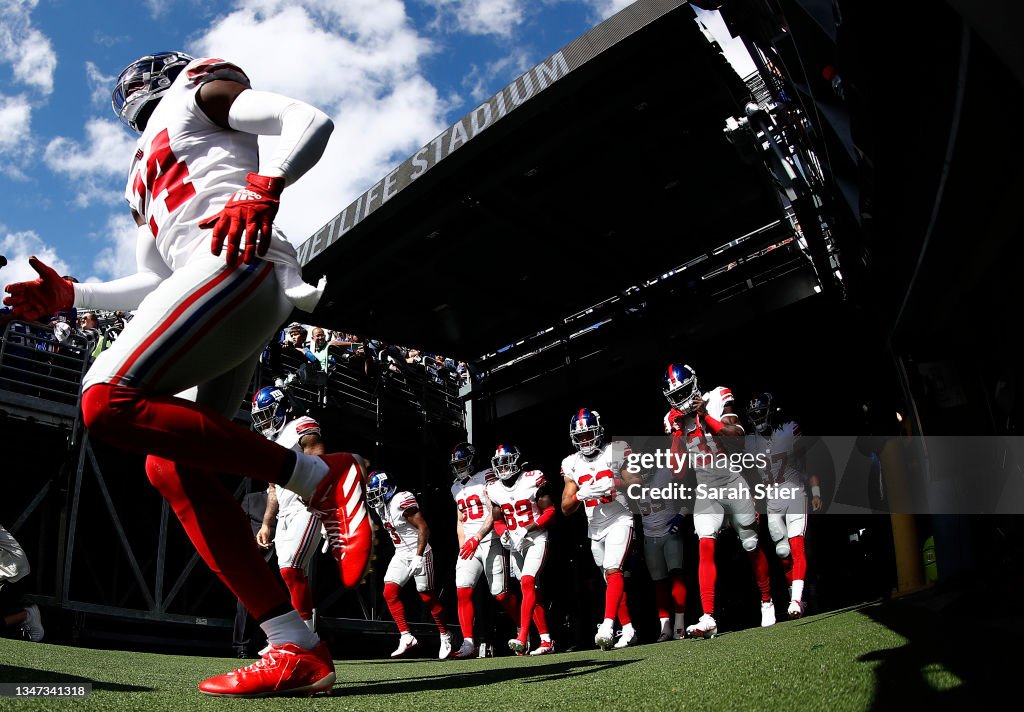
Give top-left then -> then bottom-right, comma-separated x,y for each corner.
748,546 -> 773,602
81,384 -> 292,483
790,535 -> 807,583
145,456 -> 288,620
280,567 -> 313,621
698,537 -> 717,616
604,570 -> 624,621
383,582 -> 407,633
419,591 -> 447,635
457,587 -> 474,639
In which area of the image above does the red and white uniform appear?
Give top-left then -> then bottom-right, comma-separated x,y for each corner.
452,470 -> 508,596
635,468 -> 685,581
561,441 -> 633,571
747,421 -> 808,544
376,491 -> 434,592
272,417 -> 323,570
487,471 -> 549,580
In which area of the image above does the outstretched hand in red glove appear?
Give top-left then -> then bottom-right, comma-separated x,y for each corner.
200,172 -> 285,267
3,256 -> 75,322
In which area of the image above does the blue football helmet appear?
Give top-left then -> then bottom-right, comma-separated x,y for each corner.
491,443 -> 522,482
663,363 -> 699,411
251,386 -> 288,437
366,470 -> 397,509
450,442 -> 476,482
569,408 -> 604,456
748,392 -> 778,435
112,51 -> 193,132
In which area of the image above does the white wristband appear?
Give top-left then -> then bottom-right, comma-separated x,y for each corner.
811,486 -> 821,498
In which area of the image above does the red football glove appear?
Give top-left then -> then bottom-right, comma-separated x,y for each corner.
3,256 -> 75,322
200,173 -> 285,267
459,536 -> 480,560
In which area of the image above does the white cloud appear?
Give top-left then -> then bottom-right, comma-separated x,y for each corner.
462,49 -> 532,102
86,62 -> 117,110
580,0 -> 635,21
0,229 -> 73,285
424,0 -> 525,38
89,212 -> 139,281
0,0 -> 58,95
0,93 -> 32,177
43,119 -> 136,190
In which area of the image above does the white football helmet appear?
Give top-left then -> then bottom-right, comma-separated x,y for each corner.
112,51 -> 193,132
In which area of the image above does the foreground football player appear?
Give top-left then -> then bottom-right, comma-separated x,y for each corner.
3,52 -> 372,696
488,444 -> 556,656
662,364 -> 774,638
560,409 -> 637,650
252,386 -> 325,631
746,392 -> 822,619
449,443 -> 519,658
367,471 -> 453,659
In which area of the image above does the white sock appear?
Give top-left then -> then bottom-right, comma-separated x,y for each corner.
602,618 -> 614,629
659,617 -> 670,629
260,610 -> 319,650
286,453 -> 330,499
674,613 -> 685,631
540,633 -> 551,643
622,623 -> 635,636
791,579 -> 804,602
464,637 -> 474,645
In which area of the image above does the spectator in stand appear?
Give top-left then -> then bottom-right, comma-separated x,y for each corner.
308,328 -> 331,372
406,349 -> 422,368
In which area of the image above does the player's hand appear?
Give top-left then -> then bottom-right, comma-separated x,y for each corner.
690,396 -> 707,417
256,524 -> 272,549
511,529 -> 531,553
667,513 -> 685,536
499,530 -> 513,549
3,256 -> 75,322
459,536 -> 480,560
812,495 -> 822,512
200,173 -> 285,267
575,481 -> 600,502
410,554 -> 424,575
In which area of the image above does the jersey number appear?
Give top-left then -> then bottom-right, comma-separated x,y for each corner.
133,128 -> 196,237
578,469 -> 616,508
458,495 -> 486,522
500,500 -> 535,530
766,453 -> 788,485
382,522 -> 401,545
638,499 -> 667,517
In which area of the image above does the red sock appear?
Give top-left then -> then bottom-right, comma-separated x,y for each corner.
781,554 -> 794,584
519,576 -> 537,643
383,582 -> 407,633
747,547 -> 773,602
419,591 -> 447,634
654,580 -> 671,619
279,568 -> 313,620
604,571 -> 624,621
145,456 -> 288,620
617,587 -> 631,626
496,591 -> 519,622
531,587 -> 548,636
790,536 -> 807,582
457,587 -> 474,639
670,572 -> 687,612
83,384 -> 292,483
698,538 -> 717,616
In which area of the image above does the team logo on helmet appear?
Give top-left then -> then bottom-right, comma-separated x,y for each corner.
569,408 -> 604,456
251,386 -> 288,438
366,470 -> 397,509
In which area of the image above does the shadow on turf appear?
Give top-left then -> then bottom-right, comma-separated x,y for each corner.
0,665 -> 154,693
333,658 -> 640,697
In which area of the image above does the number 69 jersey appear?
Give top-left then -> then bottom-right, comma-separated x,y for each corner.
486,470 -> 549,545
450,469 -> 496,544
561,440 -> 633,540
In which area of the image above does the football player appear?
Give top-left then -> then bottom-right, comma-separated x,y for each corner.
662,363 -> 774,638
449,443 -> 520,659
367,471 -> 452,659
252,386 -> 324,631
621,465 -> 689,642
746,392 -> 822,619
4,52 -> 370,697
487,444 -> 556,656
560,409 -> 638,650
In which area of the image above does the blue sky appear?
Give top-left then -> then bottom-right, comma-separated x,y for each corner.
0,0 -> 748,286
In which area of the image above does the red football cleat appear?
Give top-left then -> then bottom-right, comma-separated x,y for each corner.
308,453 -> 373,589
198,641 -> 335,697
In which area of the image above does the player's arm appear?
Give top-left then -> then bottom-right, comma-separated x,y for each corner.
474,493 -> 495,540
257,485 -> 279,549
490,502 -> 507,537
695,397 -> 745,438
808,473 -> 822,511
525,491 -> 556,533
403,508 -> 430,557
298,431 -> 325,457
561,475 -> 581,516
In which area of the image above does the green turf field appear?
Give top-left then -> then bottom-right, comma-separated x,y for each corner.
0,603 -> 967,711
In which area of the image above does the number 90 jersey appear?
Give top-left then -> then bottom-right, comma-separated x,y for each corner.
746,421 -> 804,488
486,470 -> 549,545
451,469 -> 496,544
561,441 -> 633,539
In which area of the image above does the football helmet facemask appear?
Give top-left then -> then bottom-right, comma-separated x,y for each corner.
491,444 -> 522,482
663,363 -> 700,411
112,51 -> 193,132
569,408 -> 604,456
251,386 -> 288,438
450,442 -> 475,482
748,392 -> 777,435
366,470 -> 397,509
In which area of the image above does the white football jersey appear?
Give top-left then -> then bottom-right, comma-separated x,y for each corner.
747,420 -> 805,488
125,57 -> 301,272
451,469 -> 496,543
635,468 -> 683,538
272,416 -> 321,518
374,490 -> 427,557
561,440 -> 633,537
486,470 -> 549,544
675,385 -> 743,487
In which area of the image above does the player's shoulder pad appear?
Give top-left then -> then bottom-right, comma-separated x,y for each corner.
609,440 -> 632,458
784,421 -> 802,437
559,452 -> 577,475
396,491 -> 418,510
294,416 -> 321,435
478,468 -> 498,485
526,469 -> 546,487
185,57 -> 251,88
